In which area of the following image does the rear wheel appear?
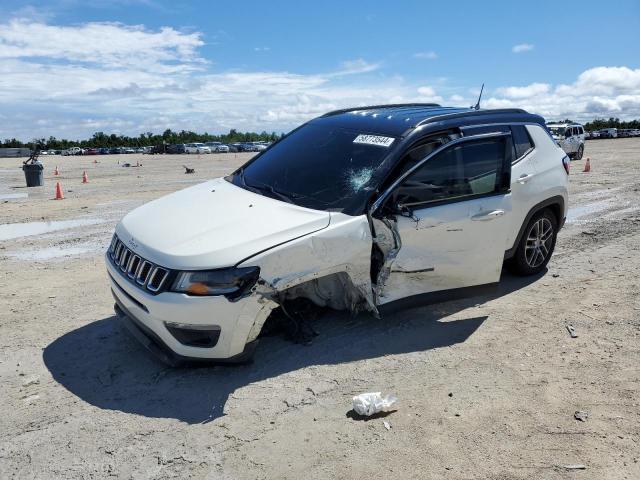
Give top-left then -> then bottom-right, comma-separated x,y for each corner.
576,144 -> 584,160
508,209 -> 558,276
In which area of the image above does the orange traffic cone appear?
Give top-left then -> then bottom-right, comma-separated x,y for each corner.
54,165 -> 59,176
583,157 -> 591,173
54,182 -> 64,200
82,171 -> 88,183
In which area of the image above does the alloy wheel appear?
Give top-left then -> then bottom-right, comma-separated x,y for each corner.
525,218 -> 553,268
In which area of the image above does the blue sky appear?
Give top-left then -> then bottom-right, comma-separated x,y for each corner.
0,0 -> 639,140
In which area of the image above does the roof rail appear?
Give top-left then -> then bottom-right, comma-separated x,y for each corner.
321,103 -> 443,117
414,108 -> 529,127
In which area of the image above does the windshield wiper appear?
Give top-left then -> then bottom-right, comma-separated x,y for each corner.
238,172 -> 297,204
256,184 -> 297,204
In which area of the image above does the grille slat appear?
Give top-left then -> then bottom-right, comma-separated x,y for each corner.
109,234 -> 169,294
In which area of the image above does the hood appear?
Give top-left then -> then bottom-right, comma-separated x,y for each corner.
116,177 -> 331,269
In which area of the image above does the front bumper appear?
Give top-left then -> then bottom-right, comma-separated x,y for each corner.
106,254 -> 274,364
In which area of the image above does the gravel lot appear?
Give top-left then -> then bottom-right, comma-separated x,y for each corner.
1,141 -> 639,479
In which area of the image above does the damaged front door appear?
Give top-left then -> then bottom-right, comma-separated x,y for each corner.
372,132 -> 513,305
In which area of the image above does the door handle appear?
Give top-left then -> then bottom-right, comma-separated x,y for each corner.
518,173 -> 534,184
471,209 -> 505,221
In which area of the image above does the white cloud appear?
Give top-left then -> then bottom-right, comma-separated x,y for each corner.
0,19 -> 204,69
496,83 -> 550,99
485,67 -> 640,121
416,86 -> 443,103
254,46 -> 270,52
0,18 -> 638,140
413,51 -> 438,60
512,43 -> 534,53
334,58 -> 381,76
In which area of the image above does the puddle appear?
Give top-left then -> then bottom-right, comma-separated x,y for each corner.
566,200 -> 613,223
5,243 -> 104,261
0,218 -> 106,241
0,192 -> 28,200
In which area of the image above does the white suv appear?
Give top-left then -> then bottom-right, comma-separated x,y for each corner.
547,123 -> 585,159
107,104 -> 569,365
185,143 -> 212,154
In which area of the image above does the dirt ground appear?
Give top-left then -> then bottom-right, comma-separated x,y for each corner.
1,141 -> 639,479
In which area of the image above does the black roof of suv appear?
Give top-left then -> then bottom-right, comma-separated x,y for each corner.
309,103 -> 546,137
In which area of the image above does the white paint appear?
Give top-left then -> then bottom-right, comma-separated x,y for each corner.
117,178 -> 331,269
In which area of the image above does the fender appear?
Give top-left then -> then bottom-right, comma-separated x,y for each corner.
504,195 -> 565,260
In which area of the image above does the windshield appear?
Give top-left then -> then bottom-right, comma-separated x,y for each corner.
548,126 -> 566,137
228,123 -> 396,213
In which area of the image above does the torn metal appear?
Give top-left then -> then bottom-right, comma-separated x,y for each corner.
241,213 -> 380,342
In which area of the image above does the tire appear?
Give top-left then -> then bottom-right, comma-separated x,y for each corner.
507,209 -> 558,276
576,144 -> 584,160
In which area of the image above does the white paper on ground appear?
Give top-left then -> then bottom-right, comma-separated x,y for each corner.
352,392 -> 398,416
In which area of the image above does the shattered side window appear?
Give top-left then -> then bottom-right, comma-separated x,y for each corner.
230,123 -> 396,212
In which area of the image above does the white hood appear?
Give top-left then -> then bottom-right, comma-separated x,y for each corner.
116,177 -> 331,269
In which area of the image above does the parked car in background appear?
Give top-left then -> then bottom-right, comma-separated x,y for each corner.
205,142 -> 222,152
166,144 -> 186,154
147,145 -> 166,154
585,131 -> 600,140
599,128 -> 618,138
216,144 -> 230,153
618,129 -> 635,138
85,148 -> 99,155
62,147 -> 83,156
98,147 -> 110,154
547,123 -> 585,159
233,143 -> 257,152
631,129 -> 640,137
226,144 -> 239,153
185,142 -> 212,154
106,103 -> 569,364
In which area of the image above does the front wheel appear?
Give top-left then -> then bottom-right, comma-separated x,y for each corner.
507,209 -> 558,276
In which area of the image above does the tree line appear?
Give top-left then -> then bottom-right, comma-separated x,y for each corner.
3,117 -> 640,149
549,117 -> 640,131
0,128 -> 284,150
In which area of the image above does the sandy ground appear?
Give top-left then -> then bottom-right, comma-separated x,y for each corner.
0,141 -> 639,479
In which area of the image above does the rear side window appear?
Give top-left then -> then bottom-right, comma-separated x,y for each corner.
511,125 -> 534,159
394,137 -> 508,207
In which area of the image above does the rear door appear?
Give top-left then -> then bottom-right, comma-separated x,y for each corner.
374,133 -> 513,305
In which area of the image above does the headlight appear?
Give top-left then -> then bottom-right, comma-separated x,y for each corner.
171,266 -> 260,299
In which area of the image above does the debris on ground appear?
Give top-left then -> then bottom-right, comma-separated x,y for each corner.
562,464 -> 587,470
566,324 -> 578,338
574,410 -> 589,422
352,392 -> 397,417
383,420 -> 391,430
183,165 -> 195,174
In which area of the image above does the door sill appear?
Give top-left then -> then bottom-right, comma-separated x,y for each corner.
378,283 -> 498,316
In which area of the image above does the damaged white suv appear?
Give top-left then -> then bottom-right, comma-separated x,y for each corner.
106,104 -> 569,365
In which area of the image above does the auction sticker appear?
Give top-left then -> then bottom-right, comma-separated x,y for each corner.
353,134 -> 395,147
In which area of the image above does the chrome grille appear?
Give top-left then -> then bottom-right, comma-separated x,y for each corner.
109,235 -> 169,293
